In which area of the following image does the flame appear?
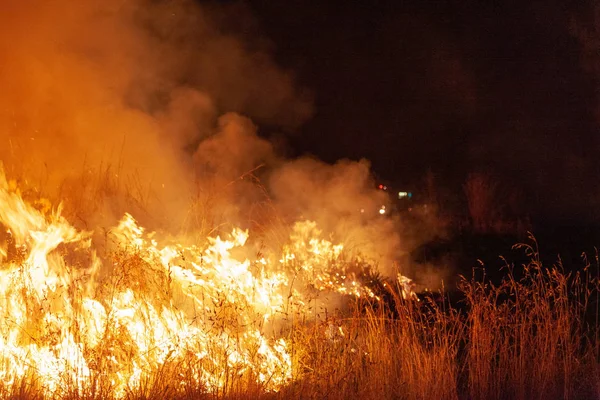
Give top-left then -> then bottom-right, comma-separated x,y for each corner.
0,167 -> 413,397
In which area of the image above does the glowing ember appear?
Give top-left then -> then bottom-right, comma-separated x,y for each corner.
0,168 -> 414,397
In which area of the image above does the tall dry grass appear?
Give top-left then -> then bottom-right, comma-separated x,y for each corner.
0,230 -> 598,399
280,237 -> 599,400
0,169 -> 598,399
462,242 -> 598,399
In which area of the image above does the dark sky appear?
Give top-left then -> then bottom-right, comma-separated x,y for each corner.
229,1 -> 600,222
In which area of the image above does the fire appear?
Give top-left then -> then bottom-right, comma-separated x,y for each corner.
0,167 -> 413,397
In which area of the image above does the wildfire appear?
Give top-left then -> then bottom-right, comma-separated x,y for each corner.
0,168 -> 414,397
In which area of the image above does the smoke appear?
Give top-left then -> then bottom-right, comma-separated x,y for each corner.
0,0 -> 308,223
268,158 -> 404,275
0,0 -> 412,284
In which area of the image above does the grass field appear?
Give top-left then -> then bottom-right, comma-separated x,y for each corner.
0,171 -> 598,400
0,241 -> 597,399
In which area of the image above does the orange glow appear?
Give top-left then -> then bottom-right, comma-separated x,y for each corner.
0,168 -> 414,397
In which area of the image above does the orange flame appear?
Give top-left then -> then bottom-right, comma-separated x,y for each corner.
0,167 -> 412,397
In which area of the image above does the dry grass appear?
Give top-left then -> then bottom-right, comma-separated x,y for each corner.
278,238 -> 599,400
0,231 -> 598,400
1,170 -> 598,400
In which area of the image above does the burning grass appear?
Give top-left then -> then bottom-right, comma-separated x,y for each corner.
0,170 -> 598,400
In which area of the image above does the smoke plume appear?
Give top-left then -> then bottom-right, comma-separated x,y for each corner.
0,0 -> 407,279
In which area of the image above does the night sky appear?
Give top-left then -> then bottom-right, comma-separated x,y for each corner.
238,0 -> 600,223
